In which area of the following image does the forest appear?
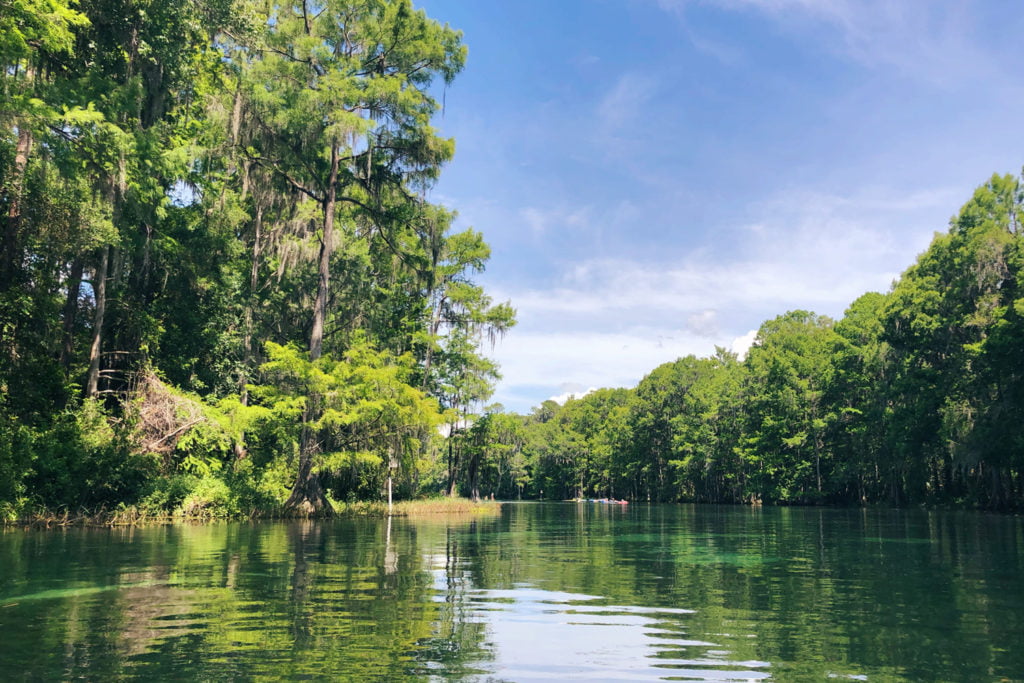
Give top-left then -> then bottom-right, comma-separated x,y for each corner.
2,0 -> 1022,519
477,173 -> 1024,510
0,0 -> 514,519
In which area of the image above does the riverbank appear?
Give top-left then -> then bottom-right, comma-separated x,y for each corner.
2,498 -> 502,528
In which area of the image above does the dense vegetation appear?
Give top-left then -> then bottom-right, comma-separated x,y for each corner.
2,2 -> 1021,519
0,0 -> 514,519
473,173 -> 1024,510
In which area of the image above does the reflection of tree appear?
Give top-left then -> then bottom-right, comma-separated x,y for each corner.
0,519 -> 498,678
406,522 -> 493,677
287,520 -> 320,646
3,508 -> 1024,679
384,515 -> 398,576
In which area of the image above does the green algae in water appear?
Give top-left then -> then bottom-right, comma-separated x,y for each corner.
1,581 -> 161,604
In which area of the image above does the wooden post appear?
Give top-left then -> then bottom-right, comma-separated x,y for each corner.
388,454 -> 397,515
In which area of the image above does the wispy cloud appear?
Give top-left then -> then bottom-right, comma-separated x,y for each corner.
488,182 -> 950,410
597,73 -> 660,133
658,0 -> 997,88
519,205 -> 592,236
492,329 -> 718,393
686,309 -> 720,337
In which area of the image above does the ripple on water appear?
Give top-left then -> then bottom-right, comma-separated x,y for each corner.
420,582 -> 773,681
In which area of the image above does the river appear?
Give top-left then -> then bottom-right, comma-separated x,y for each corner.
1,503 -> 1022,680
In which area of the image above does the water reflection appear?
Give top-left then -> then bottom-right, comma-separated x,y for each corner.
1,505 -> 1023,680
449,586 -> 769,681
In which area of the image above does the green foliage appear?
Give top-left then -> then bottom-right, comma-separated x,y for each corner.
0,407 -> 33,519
505,172 -> 1024,511
669,349 -> 747,503
0,0 -> 87,62
1,0 -> 1022,516
0,0 -> 511,518
16,400 -> 159,511
138,473 -> 199,514
741,311 -> 842,503
179,475 -> 237,518
251,337 -> 444,501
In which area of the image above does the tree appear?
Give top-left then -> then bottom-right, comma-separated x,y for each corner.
462,409 -> 525,501
741,311 -> 842,503
625,357 -> 707,501
882,173 -> 1024,507
669,349 -> 747,503
831,292 -> 891,503
228,0 -> 466,513
254,337 -> 442,510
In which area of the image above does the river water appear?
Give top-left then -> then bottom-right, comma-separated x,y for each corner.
1,503 -> 1022,680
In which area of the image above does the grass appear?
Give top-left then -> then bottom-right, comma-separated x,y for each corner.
393,497 -> 502,517
5,506 -> 174,528
334,497 -> 502,518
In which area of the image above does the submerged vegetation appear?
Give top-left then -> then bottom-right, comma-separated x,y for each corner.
1,1 -> 1022,520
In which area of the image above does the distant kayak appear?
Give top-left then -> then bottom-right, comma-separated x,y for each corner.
572,498 -> 628,505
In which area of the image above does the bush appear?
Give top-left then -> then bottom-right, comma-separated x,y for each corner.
0,413 -> 32,518
23,400 -> 158,511
139,474 -> 200,514
179,476 -> 237,518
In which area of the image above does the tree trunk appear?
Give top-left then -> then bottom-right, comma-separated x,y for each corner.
446,426 -> 459,497
241,206 -> 263,395
234,206 -> 263,460
308,145 -> 338,361
86,246 -> 109,398
1,126 -> 33,289
468,451 -> 480,502
421,295 -> 443,389
283,407 -> 332,515
285,143 -> 339,516
60,257 -> 84,372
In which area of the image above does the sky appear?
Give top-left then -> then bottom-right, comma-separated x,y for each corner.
416,0 -> 1024,413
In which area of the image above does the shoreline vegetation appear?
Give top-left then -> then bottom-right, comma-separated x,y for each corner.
2,0 -> 1023,520
4,498 -> 502,529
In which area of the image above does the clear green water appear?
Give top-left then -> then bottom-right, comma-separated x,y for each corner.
2,503 -> 1023,681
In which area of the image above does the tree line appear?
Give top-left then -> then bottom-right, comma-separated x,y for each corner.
3,1 -> 1022,518
463,173 -> 1024,511
0,0 -> 514,519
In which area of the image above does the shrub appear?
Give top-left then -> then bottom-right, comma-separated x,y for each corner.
179,476 -> 236,518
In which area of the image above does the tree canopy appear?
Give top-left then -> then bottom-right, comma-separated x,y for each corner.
1,1 -> 1021,517
465,173 -> 1024,512
0,0 -> 513,519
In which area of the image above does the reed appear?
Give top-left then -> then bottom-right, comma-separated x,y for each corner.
392,498 -> 502,517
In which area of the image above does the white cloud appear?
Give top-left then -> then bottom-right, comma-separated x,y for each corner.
521,207 -> 548,235
487,182 -> 947,411
519,205 -> 592,236
490,329 -> 718,397
730,329 -> 758,360
548,386 -> 597,405
686,309 -> 720,337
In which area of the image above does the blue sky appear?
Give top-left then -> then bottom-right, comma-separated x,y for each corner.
417,0 -> 1024,413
